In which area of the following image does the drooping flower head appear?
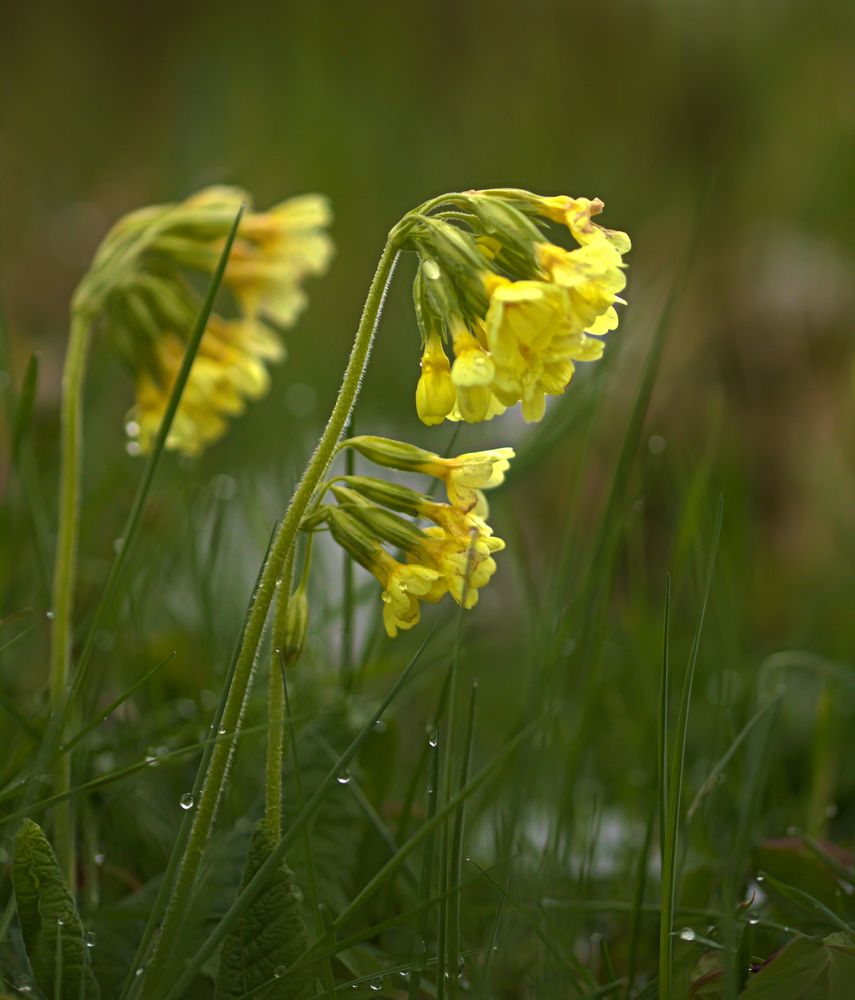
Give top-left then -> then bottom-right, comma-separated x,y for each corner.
400,189 -> 630,425
303,436 -> 513,636
74,185 -> 333,456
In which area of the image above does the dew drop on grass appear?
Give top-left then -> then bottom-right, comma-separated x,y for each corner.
273,965 -> 286,979
85,931 -> 97,947
217,725 -> 227,736
373,719 -> 387,734
46,609 -> 56,620
94,852 -> 105,865
336,768 -> 352,785
179,792 -> 194,810
398,970 -> 410,980
427,729 -> 439,748
748,915 -> 760,925
369,978 -> 383,992
678,928 -> 695,941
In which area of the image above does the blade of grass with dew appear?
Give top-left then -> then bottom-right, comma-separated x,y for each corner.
446,683 -> 477,1000
721,691 -> 782,1000
281,666 -> 337,1000
409,710 -> 443,1000
475,891 -> 504,1000
396,662 -> 452,845
118,517 -> 280,1000
624,800 -> 656,1000
659,498 -> 723,1000
160,631 -> 436,1000
1,722 -> 269,826
314,733 -> 419,891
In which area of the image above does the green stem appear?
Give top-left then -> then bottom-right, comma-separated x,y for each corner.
141,229 -> 403,997
341,426 -> 355,689
265,549 -> 295,839
48,309 -> 92,889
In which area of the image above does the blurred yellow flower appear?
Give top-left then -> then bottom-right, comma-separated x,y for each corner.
126,318 -> 280,456
224,194 -> 334,327
76,185 -> 333,457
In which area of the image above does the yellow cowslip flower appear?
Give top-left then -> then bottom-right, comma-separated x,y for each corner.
318,456 -> 509,632
482,273 -> 610,423
126,318 -> 278,456
75,184 -> 333,456
375,551 -> 444,637
420,448 -> 515,511
448,317 -> 496,423
415,331 -> 456,425
413,521 -> 504,609
324,505 -> 443,636
223,194 -> 334,327
341,436 -> 514,512
404,189 -> 630,426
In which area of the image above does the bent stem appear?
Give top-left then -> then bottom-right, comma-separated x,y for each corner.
48,308 -> 92,889
140,228 -> 403,997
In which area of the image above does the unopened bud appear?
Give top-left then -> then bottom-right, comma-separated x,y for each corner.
331,486 -> 425,554
281,586 -> 309,667
335,476 -> 432,516
342,435 -> 439,474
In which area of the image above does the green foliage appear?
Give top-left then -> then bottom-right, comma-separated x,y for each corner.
740,934 -> 855,1000
12,819 -> 101,999
214,820 -> 312,1000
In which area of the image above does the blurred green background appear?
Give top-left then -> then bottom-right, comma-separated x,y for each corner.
2,3 -> 855,992
3,0 -> 854,636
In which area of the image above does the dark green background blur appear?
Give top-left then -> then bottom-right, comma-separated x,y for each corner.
2,0 -> 854,650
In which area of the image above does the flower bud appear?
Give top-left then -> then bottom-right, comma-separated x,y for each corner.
335,476 -> 433,516
331,486 -> 426,554
281,585 -> 309,668
341,435 -> 439,473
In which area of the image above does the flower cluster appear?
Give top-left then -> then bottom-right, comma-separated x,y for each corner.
75,185 -> 333,456
305,436 -> 512,636
405,190 -> 630,425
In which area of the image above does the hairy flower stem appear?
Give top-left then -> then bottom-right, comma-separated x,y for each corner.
48,309 -> 92,889
141,229 -> 403,997
265,549 -> 295,839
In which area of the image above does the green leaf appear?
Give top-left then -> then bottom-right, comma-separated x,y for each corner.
12,818 -> 101,999
741,934 -> 855,999
214,820 -> 312,1000
11,353 -> 38,465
